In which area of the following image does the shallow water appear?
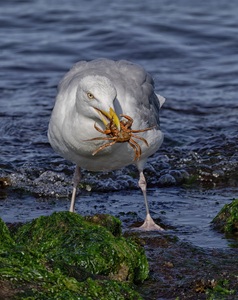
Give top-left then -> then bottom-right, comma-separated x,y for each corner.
1,187 -> 235,249
1,0 -> 238,249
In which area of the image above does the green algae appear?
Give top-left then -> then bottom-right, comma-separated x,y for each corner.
0,212 -> 148,299
17,278 -> 144,300
0,218 -> 15,250
84,214 -> 122,237
212,199 -> 238,235
205,279 -> 235,300
15,212 -> 148,282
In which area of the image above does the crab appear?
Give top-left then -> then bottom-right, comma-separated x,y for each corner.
87,107 -> 154,161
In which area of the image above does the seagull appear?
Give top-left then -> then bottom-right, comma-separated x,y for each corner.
48,59 -> 165,230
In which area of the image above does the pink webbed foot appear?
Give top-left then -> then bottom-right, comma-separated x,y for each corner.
138,213 -> 164,231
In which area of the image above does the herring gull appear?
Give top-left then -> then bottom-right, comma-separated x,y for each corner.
48,59 -> 165,230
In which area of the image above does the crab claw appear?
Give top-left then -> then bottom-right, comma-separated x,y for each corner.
94,107 -> 121,130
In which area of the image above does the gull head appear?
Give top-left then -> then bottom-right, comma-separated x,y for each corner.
76,75 -> 120,129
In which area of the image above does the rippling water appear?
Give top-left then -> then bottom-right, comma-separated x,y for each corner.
1,0 -> 238,248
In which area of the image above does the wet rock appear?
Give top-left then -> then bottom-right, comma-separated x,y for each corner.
169,169 -> 189,184
0,212 -> 148,299
212,199 -> 238,235
138,233 -> 238,300
0,177 -> 11,188
158,174 -> 176,186
0,177 -> 11,199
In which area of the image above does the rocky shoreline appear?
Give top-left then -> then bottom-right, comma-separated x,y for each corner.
0,199 -> 237,299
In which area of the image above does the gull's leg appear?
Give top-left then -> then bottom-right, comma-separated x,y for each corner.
138,170 -> 164,231
69,165 -> 81,213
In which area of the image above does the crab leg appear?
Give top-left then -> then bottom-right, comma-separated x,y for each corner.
131,126 -> 155,133
128,141 -> 139,160
120,114 -> 133,128
93,123 -> 111,135
129,138 -> 142,160
131,134 -> 149,147
86,136 -> 115,142
92,140 -> 117,156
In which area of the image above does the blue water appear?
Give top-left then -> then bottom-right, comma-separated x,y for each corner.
0,0 -> 238,249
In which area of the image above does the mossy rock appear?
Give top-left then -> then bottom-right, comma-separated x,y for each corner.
212,199 -> 238,235
84,214 -> 122,237
0,218 -> 15,250
14,212 -> 148,282
0,212 -> 148,299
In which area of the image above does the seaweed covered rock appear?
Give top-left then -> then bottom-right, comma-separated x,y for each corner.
15,212 -> 148,282
212,199 -> 238,235
0,218 -> 15,250
84,213 -> 122,237
0,212 -> 148,299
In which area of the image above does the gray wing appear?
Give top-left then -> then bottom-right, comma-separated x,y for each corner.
115,60 -> 164,127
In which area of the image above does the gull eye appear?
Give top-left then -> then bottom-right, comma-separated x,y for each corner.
87,92 -> 94,99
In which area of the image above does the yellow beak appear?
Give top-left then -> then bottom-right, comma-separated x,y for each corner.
94,107 -> 121,130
